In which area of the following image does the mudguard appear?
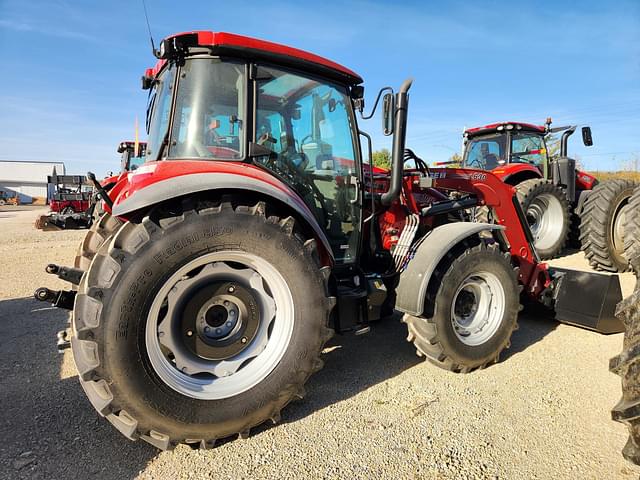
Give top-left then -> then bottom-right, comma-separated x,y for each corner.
110,161 -> 334,262
395,222 -> 504,316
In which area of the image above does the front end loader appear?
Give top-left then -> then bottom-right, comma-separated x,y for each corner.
36,30 -> 625,450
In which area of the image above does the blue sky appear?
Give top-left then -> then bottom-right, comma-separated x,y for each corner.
0,0 -> 638,176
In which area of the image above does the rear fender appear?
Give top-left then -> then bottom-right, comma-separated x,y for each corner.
395,222 -> 504,316
110,161 -> 334,263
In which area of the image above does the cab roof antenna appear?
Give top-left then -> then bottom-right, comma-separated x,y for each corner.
142,0 -> 160,58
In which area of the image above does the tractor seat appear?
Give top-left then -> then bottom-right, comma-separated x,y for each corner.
483,153 -> 500,170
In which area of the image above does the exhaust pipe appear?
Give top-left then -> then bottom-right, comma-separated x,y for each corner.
381,78 -> 413,206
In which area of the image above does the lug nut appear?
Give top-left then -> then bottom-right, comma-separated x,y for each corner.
226,321 -> 232,327
228,286 -> 235,293
204,326 -> 210,332
241,337 -> 248,344
186,330 -> 193,337
224,300 -> 230,306
215,328 -> 222,335
229,311 -> 235,317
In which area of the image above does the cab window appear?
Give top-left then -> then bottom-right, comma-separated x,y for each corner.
511,133 -> 547,173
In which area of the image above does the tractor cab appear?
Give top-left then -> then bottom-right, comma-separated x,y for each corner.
141,32 -> 368,264
117,141 -> 147,172
462,122 -> 550,178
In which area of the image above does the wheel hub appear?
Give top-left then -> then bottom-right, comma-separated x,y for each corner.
450,271 -> 506,346
179,282 -> 260,361
525,192 -> 564,251
146,253 -> 294,400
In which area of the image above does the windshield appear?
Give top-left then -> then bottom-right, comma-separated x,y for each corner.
463,133 -> 506,170
169,58 -> 245,160
145,65 -> 175,161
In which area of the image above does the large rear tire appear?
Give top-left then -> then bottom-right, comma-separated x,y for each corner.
515,179 -> 571,260
74,212 -> 123,270
624,185 -> 640,275
580,179 -> 637,272
403,241 -> 520,372
72,199 -> 334,449
610,285 -> 640,464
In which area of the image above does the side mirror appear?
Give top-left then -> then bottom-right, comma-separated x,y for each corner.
582,126 -> 593,146
382,93 -> 394,136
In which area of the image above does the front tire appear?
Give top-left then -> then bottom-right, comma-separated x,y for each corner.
515,179 -> 571,260
580,179 -> 637,272
403,241 -> 520,372
72,199 -> 333,449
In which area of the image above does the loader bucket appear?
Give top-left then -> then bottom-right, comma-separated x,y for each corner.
550,267 -> 624,334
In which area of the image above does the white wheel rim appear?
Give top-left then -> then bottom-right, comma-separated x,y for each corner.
526,193 -> 564,251
450,271 -> 506,346
145,251 -> 294,400
613,201 -> 630,255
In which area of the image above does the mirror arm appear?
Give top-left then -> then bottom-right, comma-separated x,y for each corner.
360,87 -> 394,120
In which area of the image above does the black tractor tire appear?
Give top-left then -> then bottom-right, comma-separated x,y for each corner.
74,212 -> 123,271
71,199 -> 334,450
515,179 -> 571,260
580,179 -> 637,272
624,185 -> 640,275
403,241 -> 521,373
610,285 -> 640,464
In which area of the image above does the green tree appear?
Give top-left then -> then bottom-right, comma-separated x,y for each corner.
447,152 -> 462,167
372,149 -> 391,170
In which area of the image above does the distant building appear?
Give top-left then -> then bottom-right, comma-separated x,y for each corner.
0,160 -> 65,204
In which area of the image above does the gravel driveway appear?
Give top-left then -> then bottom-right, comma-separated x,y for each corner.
1,206 -> 638,479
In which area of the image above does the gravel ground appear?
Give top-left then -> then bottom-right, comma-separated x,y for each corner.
1,206 -> 639,480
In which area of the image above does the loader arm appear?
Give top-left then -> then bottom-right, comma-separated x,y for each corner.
429,167 -> 551,297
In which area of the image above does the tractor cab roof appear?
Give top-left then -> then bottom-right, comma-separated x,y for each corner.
144,30 -> 363,86
464,122 -> 546,138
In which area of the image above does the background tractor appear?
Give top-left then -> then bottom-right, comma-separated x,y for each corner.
460,121 -> 637,269
37,30 -> 625,450
117,140 -> 147,172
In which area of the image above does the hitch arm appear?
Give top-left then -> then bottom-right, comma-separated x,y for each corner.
34,287 -> 76,310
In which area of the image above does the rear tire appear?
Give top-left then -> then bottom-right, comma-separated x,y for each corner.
624,185 -> 640,275
580,179 -> 637,272
72,199 -> 334,449
610,285 -> 640,465
74,212 -> 123,271
403,241 -> 520,372
515,179 -> 570,260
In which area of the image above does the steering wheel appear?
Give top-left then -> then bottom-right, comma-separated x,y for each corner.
467,157 -> 484,169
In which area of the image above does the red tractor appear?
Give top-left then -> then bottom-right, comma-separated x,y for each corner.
461,121 -> 637,269
117,140 -> 147,172
36,30 -> 625,450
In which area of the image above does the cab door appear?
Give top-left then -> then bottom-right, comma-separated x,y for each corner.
253,65 -> 363,264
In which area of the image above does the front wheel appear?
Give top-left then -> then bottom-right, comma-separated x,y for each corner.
516,179 -> 570,260
403,241 -> 520,372
72,199 -> 334,449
